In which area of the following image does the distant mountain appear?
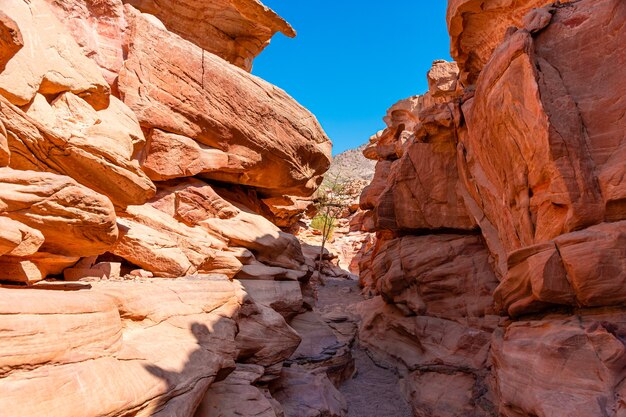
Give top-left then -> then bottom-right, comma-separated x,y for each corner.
326,144 -> 376,182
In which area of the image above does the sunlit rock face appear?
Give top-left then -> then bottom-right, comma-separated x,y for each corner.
356,0 -> 626,416
0,0 -> 332,415
123,0 -> 296,71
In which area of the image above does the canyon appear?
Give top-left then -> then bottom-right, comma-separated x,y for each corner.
0,0 -> 625,417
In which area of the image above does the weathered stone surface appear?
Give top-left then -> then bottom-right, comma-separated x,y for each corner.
240,279 -> 304,319
270,367 -> 348,417
373,138 -> 475,231
0,217 -> 43,257
356,297 -> 495,373
354,1 -> 626,416
112,204 -> 242,278
363,234 -> 498,318
152,179 -> 307,270
427,60 -> 459,97
141,128 -> 253,182
360,61 -> 474,232
45,0 -> 127,85
0,168 -> 117,257
235,299 -> 301,367
447,0 -> 563,85
533,0 -> 626,222
0,253 -> 79,284
287,311 -> 354,386
492,311 -> 626,417
401,371 -> 493,417
63,261 -> 122,281
0,0 -> 110,108
496,221 -> 626,316
2,93 -> 155,208
460,29 -> 603,257
124,0 -> 296,71
118,6 -> 331,197
195,364 -> 277,417
0,11 -> 22,72
0,277 -> 244,417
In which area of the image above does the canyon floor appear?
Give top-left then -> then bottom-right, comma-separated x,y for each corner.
314,276 -> 412,417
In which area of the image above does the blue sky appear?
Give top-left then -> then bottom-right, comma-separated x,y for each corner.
252,1 -> 452,155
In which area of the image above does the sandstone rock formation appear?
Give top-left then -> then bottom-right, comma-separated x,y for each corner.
119,6 -> 330,197
0,277 -> 302,416
355,1 -> 626,416
0,0 -> 335,415
123,0 -> 296,71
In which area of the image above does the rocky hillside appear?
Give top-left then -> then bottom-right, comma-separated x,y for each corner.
355,1 -> 626,416
326,144 -> 376,182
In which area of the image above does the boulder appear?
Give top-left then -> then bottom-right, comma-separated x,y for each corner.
124,0 -> 296,71
112,204 -> 242,278
118,6 -> 331,197
0,217 -> 43,257
1,93 -> 155,208
195,364 -> 277,417
151,179 -> 307,270
270,367 -> 347,417
240,280 -> 304,319
235,299 -> 301,367
0,168 -> 118,258
287,311 -> 354,386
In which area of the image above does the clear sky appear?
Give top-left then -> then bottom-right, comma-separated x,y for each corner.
252,1 -> 452,155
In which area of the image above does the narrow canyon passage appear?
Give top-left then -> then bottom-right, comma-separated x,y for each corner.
1,0 -> 626,416
314,277 -> 412,417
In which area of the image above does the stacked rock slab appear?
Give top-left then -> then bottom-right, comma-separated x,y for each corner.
357,1 -> 626,416
0,0 -> 334,416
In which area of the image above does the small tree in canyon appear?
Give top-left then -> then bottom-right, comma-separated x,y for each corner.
311,173 -> 350,282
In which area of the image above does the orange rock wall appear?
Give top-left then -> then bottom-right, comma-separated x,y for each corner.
0,0 -> 332,415
358,1 -> 626,416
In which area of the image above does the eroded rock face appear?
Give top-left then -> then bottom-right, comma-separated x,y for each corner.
492,311 -> 626,417
0,277 -> 242,416
446,0 -> 570,86
362,234 -> 498,317
0,168 -> 118,258
0,0 -> 110,108
356,1 -> 626,416
119,6 -> 331,197
0,0 -> 334,414
0,276 -> 303,417
123,0 -> 296,71
0,11 -> 22,72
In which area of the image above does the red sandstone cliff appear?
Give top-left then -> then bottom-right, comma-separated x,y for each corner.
356,1 -> 626,416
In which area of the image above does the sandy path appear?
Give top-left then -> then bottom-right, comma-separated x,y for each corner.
314,278 -> 412,417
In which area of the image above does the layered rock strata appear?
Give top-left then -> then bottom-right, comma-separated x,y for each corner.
357,1 -> 626,416
0,0 -> 336,416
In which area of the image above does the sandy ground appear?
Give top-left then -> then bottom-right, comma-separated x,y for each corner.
314,278 -> 412,417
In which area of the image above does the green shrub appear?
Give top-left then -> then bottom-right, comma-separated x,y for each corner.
310,213 -> 335,240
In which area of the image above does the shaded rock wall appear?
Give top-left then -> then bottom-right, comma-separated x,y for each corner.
357,1 -> 626,416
